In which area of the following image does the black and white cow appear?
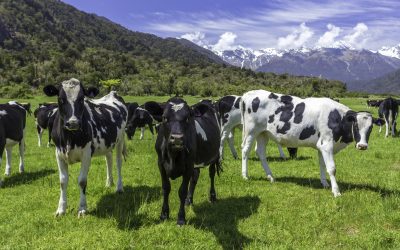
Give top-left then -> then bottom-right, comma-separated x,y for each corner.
0,101 -> 30,184
378,97 -> 398,137
43,78 -> 128,216
125,102 -> 155,140
155,98 -> 221,225
241,90 -> 383,197
34,103 -> 58,147
367,99 -> 383,108
215,95 -> 297,160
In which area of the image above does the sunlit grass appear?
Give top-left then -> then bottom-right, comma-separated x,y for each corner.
0,96 -> 399,249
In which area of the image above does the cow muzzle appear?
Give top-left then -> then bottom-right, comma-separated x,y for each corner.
65,118 -> 80,131
356,143 -> 368,150
169,134 -> 184,150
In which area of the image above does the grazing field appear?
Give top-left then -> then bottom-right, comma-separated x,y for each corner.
1,95 -> 400,249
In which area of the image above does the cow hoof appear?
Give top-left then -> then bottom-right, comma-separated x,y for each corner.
321,181 -> 330,188
0,180 -> 3,188
160,213 -> 169,221
267,175 -> 274,183
116,187 -> 124,193
78,209 -> 87,217
333,192 -> 342,197
4,172 -> 10,177
209,194 -> 217,203
106,181 -> 114,187
177,219 -> 186,226
185,198 -> 193,206
55,210 -> 66,217
242,175 -> 249,180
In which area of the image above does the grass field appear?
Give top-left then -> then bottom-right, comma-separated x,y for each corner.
0,95 -> 400,249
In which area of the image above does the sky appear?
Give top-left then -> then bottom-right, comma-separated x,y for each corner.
62,0 -> 400,51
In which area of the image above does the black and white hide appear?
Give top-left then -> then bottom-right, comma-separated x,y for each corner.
155,98 -> 221,225
34,103 -> 58,147
125,102 -> 155,140
378,97 -> 398,137
0,101 -> 30,185
241,90 -> 383,197
43,78 -> 128,216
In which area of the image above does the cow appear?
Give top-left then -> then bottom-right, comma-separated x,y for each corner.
34,103 -> 58,147
125,102 -> 155,140
215,95 -> 297,160
378,97 -> 398,137
43,78 -> 128,216
0,101 -> 30,185
367,99 -> 383,108
241,90 -> 383,197
154,97 -> 221,225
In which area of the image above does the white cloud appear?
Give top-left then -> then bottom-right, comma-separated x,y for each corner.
212,32 -> 238,51
343,22 -> 369,49
180,32 -> 209,47
316,24 -> 342,47
277,23 -> 314,49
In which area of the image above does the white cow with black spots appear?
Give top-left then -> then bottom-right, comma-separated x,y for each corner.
241,90 -> 383,197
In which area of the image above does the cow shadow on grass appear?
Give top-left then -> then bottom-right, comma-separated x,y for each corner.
248,156 -> 312,162
276,176 -> 400,198
94,185 -> 160,230
190,196 -> 261,250
1,169 -> 56,188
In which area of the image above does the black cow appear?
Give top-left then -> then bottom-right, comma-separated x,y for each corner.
125,102 -> 155,140
143,101 -> 165,123
43,78 -> 128,216
378,97 -> 398,137
155,98 -> 221,225
0,101 -> 30,184
367,99 -> 383,108
34,103 -> 58,147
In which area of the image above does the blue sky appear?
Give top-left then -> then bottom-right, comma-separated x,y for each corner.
62,0 -> 400,51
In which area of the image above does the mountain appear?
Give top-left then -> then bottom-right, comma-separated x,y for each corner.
378,44 -> 400,59
215,46 -> 400,90
354,68 -> 400,94
0,0 -> 347,98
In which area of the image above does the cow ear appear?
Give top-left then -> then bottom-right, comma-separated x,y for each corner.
144,101 -> 164,118
43,85 -> 59,97
373,117 -> 385,126
85,87 -> 99,98
193,103 -> 210,117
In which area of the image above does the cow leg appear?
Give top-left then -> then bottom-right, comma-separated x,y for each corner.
37,125 -> 43,147
115,140 -> 124,193
148,123 -> 154,139
277,144 -> 286,159
140,127 -> 145,140
319,146 -> 340,197
55,150 -> 68,216
209,163 -> 217,202
18,136 -> 25,174
185,168 -> 200,206
241,134 -> 255,179
47,126 -> 53,147
379,125 -> 382,133
255,133 -> 274,182
78,151 -> 91,217
219,129 -> 229,160
177,172 -> 191,225
384,115 -> 389,137
105,152 -> 114,187
228,131 -> 238,159
159,167 -> 171,221
318,151 -> 330,188
4,146 -> 12,176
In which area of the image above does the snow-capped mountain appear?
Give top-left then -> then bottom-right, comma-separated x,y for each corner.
211,45 -> 400,90
378,44 -> 400,59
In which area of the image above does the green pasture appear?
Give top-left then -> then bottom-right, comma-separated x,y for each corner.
0,96 -> 399,249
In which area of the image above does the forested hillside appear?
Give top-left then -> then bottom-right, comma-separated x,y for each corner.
0,0 -> 346,98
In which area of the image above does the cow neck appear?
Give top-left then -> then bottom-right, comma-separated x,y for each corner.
339,111 -> 356,144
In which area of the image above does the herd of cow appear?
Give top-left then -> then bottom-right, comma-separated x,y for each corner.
1,78 -> 398,225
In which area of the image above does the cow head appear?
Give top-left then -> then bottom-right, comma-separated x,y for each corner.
43,78 -> 99,131
343,111 -> 384,150
161,98 -> 193,152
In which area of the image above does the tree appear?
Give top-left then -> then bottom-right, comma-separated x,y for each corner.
99,79 -> 121,92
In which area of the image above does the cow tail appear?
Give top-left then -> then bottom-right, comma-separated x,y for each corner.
216,156 -> 223,176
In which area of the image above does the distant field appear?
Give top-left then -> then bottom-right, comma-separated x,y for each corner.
0,95 -> 400,249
